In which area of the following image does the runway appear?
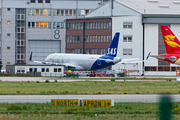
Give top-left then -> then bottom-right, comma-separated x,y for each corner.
0,94 -> 179,103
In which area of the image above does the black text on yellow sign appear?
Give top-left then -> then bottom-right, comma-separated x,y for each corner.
83,100 -> 111,107
51,99 -> 79,107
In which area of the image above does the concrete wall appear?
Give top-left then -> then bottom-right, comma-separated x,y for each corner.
112,15 -> 143,75
1,8 -> 15,70
144,24 -> 158,66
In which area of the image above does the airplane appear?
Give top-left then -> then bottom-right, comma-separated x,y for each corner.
150,25 -> 180,65
29,32 -> 150,71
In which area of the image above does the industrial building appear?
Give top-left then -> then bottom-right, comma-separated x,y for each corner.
66,0 -> 180,76
0,0 -> 107,70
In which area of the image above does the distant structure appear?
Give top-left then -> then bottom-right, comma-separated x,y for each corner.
66,0 -> 180,76
0,0 -> 106,70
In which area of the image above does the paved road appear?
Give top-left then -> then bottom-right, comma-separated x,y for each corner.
0,94 -> 179,103
0,77 -> 174,82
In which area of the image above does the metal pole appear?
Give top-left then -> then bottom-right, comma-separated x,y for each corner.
111,0 -> 113,17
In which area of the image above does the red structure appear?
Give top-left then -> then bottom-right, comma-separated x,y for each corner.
66,18 -> 112,55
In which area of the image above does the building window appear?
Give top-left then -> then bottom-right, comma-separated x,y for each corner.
54,68 -> 57,72
101,22 -> 103,29
75,23 -> 77,30
123,36 -> 132,42
106,22 -> 109,29
31,0 -> 35,3
81,36 -> 83,42
104,22 -> 106,29
69,10 -> 72,16
7,33 -> 10,37
81,23 -> 83,29
123,22 -> 133,28
46,68 -> 49,72
78,23 -> 80,29
58,68 -> 61,72
7,8 -> 11,11
7,62 -> 10,65
38,0 -> 43,3
86,36 -> 89,42
7,46 -> 10,49
32,22 -> 35,28
41,68 -> 45,72
92,22 -> 95,29
123,49 -> 132,55
45,0 -> 50,3
18,27 -> 25,33
98,22 -> 100,29
109,21 -> 111,29
90,22 -> 92,29
109,35 -> 111,42
95,22 -> 97,29
7,21 -> 10,24
87,22 -> 89,29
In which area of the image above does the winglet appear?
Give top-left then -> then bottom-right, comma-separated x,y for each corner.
29,52 -> 33,61
146,52 -> 151,60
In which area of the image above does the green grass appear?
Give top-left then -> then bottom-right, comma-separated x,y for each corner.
1,102 -> 180,120
0,114 -> 163,120
0,102 -> 179,120
0,102 -> 159,114
0,81 -> 179,95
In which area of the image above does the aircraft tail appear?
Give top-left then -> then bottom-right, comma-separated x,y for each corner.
105,32 -> 120,57
29,52 -> 33,61
160,25 -> 180,54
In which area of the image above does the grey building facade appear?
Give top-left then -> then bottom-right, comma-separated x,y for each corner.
0,0 -> 105,70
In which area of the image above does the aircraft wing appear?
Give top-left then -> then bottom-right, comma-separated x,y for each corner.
62,63 -> 84,70
150,55 -> 177,61
120,52 -> 151,64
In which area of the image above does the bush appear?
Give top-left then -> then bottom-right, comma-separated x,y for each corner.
110,78 -> 115,82
27,81 -> 30,83
16,91 -> 20,94
55,79 -> 57,82
36,81 -> 40,83
169,79 -> 171,82
45,80 -> 50,83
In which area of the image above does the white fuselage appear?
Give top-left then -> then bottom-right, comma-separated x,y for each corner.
44,53 -> 102,71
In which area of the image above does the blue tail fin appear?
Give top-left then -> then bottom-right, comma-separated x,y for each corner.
105,32 -> 120,57
29,52 -> 33,61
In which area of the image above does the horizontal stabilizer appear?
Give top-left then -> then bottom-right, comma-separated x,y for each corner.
150,55 -> 177,61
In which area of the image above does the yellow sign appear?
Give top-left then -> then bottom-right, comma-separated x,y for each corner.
83,100 -> 111,107
51,99 -> 79,106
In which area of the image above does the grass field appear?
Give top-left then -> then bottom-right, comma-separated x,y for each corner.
0,80 -> 179,95
0,114 -> 163,120
0,102 -> 179,120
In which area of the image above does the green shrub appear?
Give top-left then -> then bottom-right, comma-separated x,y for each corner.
169,79 -> 171,82
97,91 -> 101,94
45,80 -> 50,83
55,79 -> 57,82
110,78 -> 115,82
16,91 -> 20,94
27,81 -> 30,83
36,81 -> 40,83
